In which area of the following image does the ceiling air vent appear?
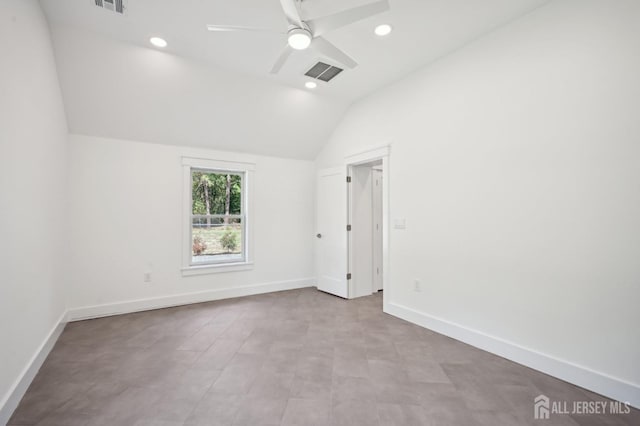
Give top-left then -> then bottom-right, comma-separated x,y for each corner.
94,0 -> 125,14
305,62 -> 344,83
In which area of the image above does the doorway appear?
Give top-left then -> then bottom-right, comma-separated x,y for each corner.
346,144 -> 389,300
348,161 -> 384,298
315,146 -> 389,301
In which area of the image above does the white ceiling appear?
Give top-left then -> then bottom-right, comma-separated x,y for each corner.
47,25 -> 348,159
41,0 -> 550,102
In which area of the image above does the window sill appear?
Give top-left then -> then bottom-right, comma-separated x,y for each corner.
181,262 -> 254,276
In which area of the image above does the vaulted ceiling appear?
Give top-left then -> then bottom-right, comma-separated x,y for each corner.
40,0 -> 550,159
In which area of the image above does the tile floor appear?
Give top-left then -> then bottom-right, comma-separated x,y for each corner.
8,288 -> 639,425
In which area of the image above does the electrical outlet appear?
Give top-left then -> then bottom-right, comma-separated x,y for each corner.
144,272 -> 152,283
414,279 -> 421,292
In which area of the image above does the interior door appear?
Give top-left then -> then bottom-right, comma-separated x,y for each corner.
316,167 -> 348,298
372,168 -> 383,292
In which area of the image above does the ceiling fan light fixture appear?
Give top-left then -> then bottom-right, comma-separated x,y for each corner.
288,28 -> 312,50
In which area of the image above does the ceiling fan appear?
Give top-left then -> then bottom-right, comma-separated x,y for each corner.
207,0 -> 390,74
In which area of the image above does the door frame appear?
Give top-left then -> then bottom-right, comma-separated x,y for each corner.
345,145 -> 390,306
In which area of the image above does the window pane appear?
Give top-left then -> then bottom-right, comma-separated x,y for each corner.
192,217 -> 243,264
192,171 -> 242,216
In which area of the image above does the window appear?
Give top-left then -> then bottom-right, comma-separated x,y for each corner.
182,157 -> 254,274
191,170 -> 244,265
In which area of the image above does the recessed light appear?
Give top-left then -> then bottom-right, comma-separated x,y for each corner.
305,81 -> 317,89
374,24 -> 392,37
149,37 -> 167,48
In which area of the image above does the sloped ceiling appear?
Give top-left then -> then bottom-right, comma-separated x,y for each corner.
49,26 -> 346,159
42,0 -> 550,159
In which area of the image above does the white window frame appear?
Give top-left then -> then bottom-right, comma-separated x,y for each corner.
181,157 -> 255,276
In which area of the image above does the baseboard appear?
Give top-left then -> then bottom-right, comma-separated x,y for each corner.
0,311 -> 67,426
67,278 -> 316,321
385,302 -> 640,409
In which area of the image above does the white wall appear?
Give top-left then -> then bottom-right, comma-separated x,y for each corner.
317,0 -> 640,404
0,0 -> 69,422
48,26 -> 349,160
66,135 -> 315,315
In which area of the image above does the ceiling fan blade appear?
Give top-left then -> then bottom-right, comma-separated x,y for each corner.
279,0 -> 304,27
207,24 -> 283,34
270,44 -> 294,74
312,37 -> 358,69
307,0 -> 390,37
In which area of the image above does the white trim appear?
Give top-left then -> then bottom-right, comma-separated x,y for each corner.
0,311 -> 67,426
385,302 -> 640,409
67,278 -> 316,321
182,158 -> 255,271
181,156 -> 256,171
181,261 -> 254,276
345,145 -> 391,166
345,145 -> 390,303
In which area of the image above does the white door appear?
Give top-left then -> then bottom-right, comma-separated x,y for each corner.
316,167 -> 348,298
350,165 -> 374,298
372,169 -> 383,292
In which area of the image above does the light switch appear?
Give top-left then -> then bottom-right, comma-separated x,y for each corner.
394,218 -> 406,229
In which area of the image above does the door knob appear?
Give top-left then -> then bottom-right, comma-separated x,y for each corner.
316,233 -> 322,238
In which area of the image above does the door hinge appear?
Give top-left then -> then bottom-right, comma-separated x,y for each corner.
347,273 -> 352,280
346,176 -> 351,183
347,224 -> 352,231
